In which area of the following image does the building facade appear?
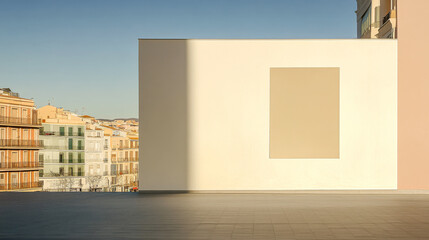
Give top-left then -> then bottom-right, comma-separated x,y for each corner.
0,88 -> 43,191
139,39 -> 398,191
110,134 -> 138,191
356,0 -> 397,38
38,105 -> 86,191
84,127 -> 109,191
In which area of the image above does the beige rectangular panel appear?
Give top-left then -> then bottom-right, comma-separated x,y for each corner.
270,68 -> 339,159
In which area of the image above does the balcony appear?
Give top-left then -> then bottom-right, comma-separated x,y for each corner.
111,157 -> 138,163
42,145 -> 84,151
0,139 -> 44,149
0,161 -> 43,170
111,169 -> 138,175
42,159 -> 84,164
0,181 -> 43,191
378,9 -> 397,39
40,172 -> 85,177
0,116 -> 41,128
40,131 -> 84,137
382,11 -> 391,26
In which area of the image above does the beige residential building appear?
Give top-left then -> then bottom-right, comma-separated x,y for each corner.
101,125 -> 138,191
38,105 -> 86,191
356,0 -> 397,38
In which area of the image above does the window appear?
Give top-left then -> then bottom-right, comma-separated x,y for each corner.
69,167 -> 74,176
59,153 -> 64,163
59,167 -> 64,176
361,7 -> 371,36
68,127 -> 73,136
0,151 -> 4,166
0,174 -> 5,185
23,172 -> 28,183
0,106 -> 5,118
78,128 -> 83,136
0,128 -> 5,140
78,140 -> 83,150
69,153 -> 73,163
23,151 -> 28,164
60,127 -> 65,136
78,167 -> 82,176
78,153 -> 83,163
68,139 -> 73,150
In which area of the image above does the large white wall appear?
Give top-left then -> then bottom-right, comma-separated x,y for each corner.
139,39 -> 398,191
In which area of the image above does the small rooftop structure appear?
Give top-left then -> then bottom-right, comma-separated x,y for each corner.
0,88 -> 19,97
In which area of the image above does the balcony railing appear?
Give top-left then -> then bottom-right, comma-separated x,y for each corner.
0,116 -> 41,127
40,172 -> 85,177
0,181 -> 43,191
0,161 -> 43,169
111,157 -> 139,163
42,145 -> 84,150
42,159 -> 84,164
40,131 -> 84,137
111,169 -> 138,175
0,139 -> 44,148
382,11 -> 391,25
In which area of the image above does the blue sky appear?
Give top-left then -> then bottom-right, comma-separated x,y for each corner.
0,0 -> 357,119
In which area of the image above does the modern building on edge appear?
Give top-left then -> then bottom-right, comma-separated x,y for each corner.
138,0 -> 429,192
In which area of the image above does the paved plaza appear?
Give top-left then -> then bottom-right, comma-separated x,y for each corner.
1,193 -> 429,239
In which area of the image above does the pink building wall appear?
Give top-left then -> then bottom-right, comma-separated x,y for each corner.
398,0 -> 429,189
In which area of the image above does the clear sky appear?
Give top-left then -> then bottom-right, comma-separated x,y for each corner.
0,0 -> 357,119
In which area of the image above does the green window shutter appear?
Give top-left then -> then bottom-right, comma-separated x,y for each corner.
68,138 -> 73,150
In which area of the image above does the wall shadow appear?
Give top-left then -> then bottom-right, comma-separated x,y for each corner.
139,39 -> 188,191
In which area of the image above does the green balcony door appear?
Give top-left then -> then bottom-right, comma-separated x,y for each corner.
78,140 -> 82,150
69,153 -> 73,163
68,139 -> 73,150
68,127 -> 73,136
59,153 -> 64,163
78,153 -> 83,163
78,128 -> 82,136
60,127 -> 65,136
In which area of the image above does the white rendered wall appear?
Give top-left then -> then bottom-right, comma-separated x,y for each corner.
139,39 -> 398,191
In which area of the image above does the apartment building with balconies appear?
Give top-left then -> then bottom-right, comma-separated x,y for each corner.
84,126 -> 110,191
357,0 -> 397,38
103,127 -> 138,192
37,105 -> 86,191
0,88 -> 43,191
